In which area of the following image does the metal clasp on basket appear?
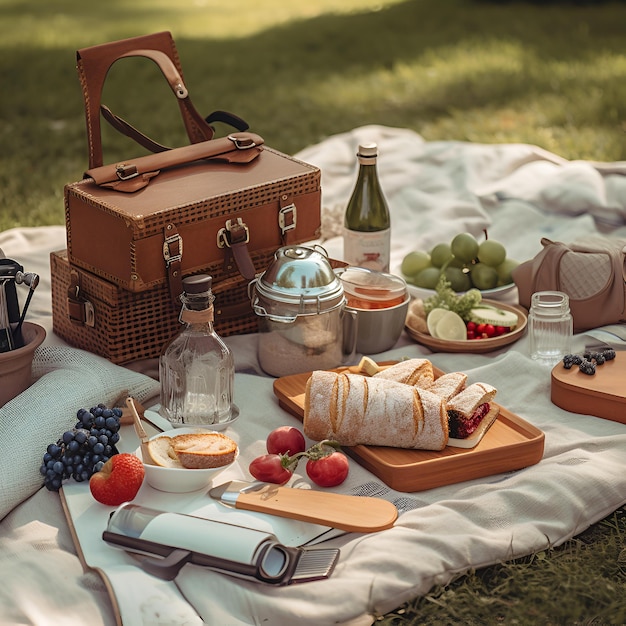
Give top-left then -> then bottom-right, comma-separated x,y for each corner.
115,163 -> 139,181
278,204 -> 297,235
67,271 -> 95,328
228,134 -> 257,150
163,230 -> 183,267
217,218 -> 250,249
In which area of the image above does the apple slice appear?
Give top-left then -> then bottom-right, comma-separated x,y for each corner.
435,311 -> 467,341
426,308 -> 449,338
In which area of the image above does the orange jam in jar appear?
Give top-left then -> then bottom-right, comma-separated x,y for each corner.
339,267 -> 407,310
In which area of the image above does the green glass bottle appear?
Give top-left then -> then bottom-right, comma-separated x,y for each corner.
343,143 -> 391,272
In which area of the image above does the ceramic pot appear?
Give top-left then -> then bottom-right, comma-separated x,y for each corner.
0,322 -> 46,407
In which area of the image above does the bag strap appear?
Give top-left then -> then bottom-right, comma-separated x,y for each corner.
84,131 -> 264,192
76,31 -> 247,168
100,105 -> 248,155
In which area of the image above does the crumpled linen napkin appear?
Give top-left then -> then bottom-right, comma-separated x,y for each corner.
0,344 -> 159,519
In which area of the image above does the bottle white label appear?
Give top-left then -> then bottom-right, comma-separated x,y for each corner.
343,227 -> 391,272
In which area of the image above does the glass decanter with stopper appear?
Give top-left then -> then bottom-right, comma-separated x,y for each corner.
159,274 -> 235,426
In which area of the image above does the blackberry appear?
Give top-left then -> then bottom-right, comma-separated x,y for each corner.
602,348 -> 616,361
593,352 -> 606,365
579,359 -> 596,375
562,348 -> 616,375
562,354 -> 583,369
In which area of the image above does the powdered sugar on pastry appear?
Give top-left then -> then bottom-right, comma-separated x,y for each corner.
373,358 -> 434,387
304,371 -> 335,441
304,371 -> 448,450
447,382 -> 497,420
424,371 -> 468,400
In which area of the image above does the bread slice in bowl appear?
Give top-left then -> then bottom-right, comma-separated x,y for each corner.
148,432 -> 238,470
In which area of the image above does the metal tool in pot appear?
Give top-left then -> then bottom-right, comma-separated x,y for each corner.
0,258 -> 40,351
249,246 -> 357,377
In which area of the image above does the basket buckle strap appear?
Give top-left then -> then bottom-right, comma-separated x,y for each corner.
279,195 -> 297,244
67,269 -> 95,327
163,224 -> 183,302
217,218 -> 256,281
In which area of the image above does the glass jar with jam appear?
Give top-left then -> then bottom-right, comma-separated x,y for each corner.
338,266 -> 407,310
338,267 -> 410,354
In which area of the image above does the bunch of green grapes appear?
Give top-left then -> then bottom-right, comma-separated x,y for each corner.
401,232 -> 519,292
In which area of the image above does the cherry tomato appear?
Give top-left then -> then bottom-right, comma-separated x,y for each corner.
266,426 -> 306,456
484,324 -> 496,338
306,451 -> 349,488
249,454 -> 293,485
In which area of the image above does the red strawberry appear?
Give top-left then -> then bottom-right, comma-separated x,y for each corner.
89,453 -> 145,506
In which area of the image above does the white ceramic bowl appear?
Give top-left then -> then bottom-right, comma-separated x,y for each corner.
137,428 -> 238,493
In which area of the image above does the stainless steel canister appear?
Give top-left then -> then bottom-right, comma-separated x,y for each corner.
249,246 -> 357,377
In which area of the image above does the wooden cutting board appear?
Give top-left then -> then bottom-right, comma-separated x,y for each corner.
551,351 -> 626,424
273,364 -> 545,493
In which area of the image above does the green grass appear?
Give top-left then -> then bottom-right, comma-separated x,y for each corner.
377,507 -> 626,624
1,0 -> 625,232
1,0 -> 625,622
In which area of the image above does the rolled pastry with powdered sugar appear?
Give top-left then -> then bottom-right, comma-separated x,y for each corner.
373,358 -> 434,388
304,371 -> 449,451
424,371 -> 468,401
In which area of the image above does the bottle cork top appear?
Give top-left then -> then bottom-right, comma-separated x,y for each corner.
182,274 -> 213,294
357,143 -> 378,158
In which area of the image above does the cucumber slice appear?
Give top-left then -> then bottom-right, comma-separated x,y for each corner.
435,311 -> 467,341
470,306 -> 518,328
426,308 -> 449,338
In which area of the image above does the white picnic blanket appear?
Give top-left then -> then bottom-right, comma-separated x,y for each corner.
0,125 -> 625,625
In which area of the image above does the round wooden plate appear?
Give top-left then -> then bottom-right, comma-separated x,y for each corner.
405,300 -> 528,353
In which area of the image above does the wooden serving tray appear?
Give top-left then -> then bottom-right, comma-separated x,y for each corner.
551,350 -> 626,424
273,364 -> 545,493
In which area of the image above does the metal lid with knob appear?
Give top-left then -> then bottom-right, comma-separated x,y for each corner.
250,246 -> 345,321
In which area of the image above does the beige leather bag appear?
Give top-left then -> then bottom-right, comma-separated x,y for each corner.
512,236 -> 626,332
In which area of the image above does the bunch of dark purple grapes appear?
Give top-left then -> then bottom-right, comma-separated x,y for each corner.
40,404 -> 122,491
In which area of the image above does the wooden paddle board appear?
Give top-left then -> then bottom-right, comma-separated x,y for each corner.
551,351 -> 626,424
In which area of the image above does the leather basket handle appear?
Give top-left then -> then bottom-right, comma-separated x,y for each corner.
76,31 -> 241,168
84,132 -> 265,193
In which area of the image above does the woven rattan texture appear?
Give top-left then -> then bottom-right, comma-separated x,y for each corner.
51,249 -> 267,364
